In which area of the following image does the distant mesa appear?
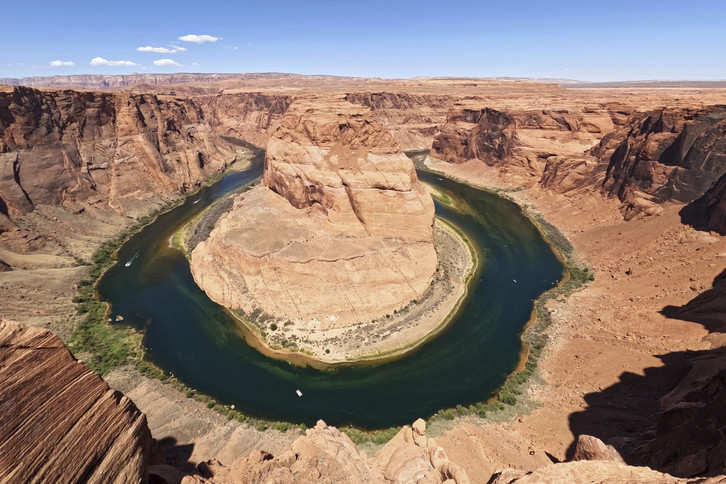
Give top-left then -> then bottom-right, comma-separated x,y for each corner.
189,98 -> 438,357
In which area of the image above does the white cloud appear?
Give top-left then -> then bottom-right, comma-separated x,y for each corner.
137,45 -> 187,53
154,58 -> 181,67
178,34 -> 219,44
49,60 -> 74,67
90,57 -> 136,67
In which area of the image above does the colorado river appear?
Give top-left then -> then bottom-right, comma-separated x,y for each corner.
97,145 -> 563,429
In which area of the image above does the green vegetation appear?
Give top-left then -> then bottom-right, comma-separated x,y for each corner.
342,426 -> 402,445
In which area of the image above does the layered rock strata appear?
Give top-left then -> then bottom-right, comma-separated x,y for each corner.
431,103 -> 617,183
0,85 -> 235,219
190,98 -> 436,348
0,319 -> 152,483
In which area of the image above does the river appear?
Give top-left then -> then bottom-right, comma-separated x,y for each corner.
97,146 -> 563,429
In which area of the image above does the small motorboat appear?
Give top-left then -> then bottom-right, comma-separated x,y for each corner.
296,389 -> 303,397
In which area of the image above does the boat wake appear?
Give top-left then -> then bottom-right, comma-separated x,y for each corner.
125,252 -> 140,267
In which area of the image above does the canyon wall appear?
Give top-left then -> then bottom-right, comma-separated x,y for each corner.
595,106 -> 726,213
197,92 -> 293,147
0,85 -> 236,219
0,320 -> 153,483
431,103 -> 618,183
345,92 -> 457,150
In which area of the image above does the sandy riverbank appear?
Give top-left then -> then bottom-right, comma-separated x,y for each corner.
424,156 -> 726,482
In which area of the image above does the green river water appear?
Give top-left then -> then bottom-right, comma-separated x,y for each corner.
97,146 -> 563,429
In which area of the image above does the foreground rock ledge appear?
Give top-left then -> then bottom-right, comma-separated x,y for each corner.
190,99 -> 443,358
0,319 -> 152,483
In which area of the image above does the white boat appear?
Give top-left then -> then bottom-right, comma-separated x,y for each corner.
125,252 -> 140,267
296,389 -> 303,397
193,198 -> 201,204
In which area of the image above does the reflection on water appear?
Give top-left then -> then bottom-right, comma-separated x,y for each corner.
98,148 -> 563,429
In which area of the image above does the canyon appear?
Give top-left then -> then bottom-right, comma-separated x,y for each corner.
1,74 -> 726,483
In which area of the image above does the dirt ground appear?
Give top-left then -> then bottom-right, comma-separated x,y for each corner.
426,157 -> 726,482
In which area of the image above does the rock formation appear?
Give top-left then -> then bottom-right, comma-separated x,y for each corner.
0,85 -> 235,219
636,346 -> 726,478
592,106 -> 726,217
0,319 -> 152,483
190,98 -> 436,336
681,172 -> 726,235
430,103 -> 617,183
179,419 -> 470,484
345,92 -> 456,151
197,92 -> 293,147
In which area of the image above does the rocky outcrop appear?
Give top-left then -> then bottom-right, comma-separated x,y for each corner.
431,107 -> 520,165
186,420 -> 380,483
346,92 -> 457,150
573,435 -> 625,463
430,103 -> 616,182
197,92 -> 293,147
0,85 -> 235,218
179,419 -> 470,484
594,106 -> 726,216
375,418 -> 471,484
0,319 -> 152,483
681,172 -> 726,234
190,98 -> 436,336
637,346 -> 726,478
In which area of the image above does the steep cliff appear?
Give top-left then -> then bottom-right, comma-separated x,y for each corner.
197,92 -> 293,147
0,319 -> 152,483
190,98 -> 437,351
345,92 -> 457,150
681,172 -> 726,235
0,85 -> 235,218
594,106 -> 726,214
430,103 -> 615,182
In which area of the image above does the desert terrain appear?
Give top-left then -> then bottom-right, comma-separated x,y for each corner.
2,74 -> 726,483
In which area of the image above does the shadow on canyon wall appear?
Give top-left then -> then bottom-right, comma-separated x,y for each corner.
565,269 -> 726,478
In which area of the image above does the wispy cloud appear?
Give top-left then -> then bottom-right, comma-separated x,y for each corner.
137,45 -> 187,53
153,59 -> 181,67
178,34 -> 219,44
49,60 -> 74,67
90,57 -> 136,67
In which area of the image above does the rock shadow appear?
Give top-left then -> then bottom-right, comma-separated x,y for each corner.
661,268 -> 726,335
156,436 -> 196,473
565,272 -> 726,477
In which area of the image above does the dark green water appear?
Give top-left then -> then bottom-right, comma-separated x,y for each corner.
97,149 -> 563,429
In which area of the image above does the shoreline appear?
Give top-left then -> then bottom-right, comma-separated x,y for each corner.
176,211 -> 479,368
421,156 -> 582,382
424,155 -> 726,478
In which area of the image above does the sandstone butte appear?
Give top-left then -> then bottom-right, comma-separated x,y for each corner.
3,75 -> 726,483
189,98 -> 438,348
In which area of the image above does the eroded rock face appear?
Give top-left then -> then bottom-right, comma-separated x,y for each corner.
0,319 -> 152,483
191,98 -> 436,331
637,346 -> 726,478
0,85 -> 235,218
198,92 -> 293,147
431,107 -> 520,166
595,106 -> 726,215
430,103 -> 616,183
346,92 -> 457,151
681,172 -> 726,235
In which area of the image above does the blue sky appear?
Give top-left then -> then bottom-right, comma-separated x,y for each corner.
3,0 -> 725,81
